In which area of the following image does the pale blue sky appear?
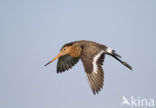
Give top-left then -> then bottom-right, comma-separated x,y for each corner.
0,0 -> 156,108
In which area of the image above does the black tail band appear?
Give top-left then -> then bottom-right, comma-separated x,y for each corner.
107,51 -> 132,70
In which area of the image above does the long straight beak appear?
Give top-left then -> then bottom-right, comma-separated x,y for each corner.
44,53 -> 62,66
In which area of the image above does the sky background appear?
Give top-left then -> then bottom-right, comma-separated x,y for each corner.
0,0 -> 156,108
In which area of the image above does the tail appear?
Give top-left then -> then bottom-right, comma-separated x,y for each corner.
106,47 -> 132,70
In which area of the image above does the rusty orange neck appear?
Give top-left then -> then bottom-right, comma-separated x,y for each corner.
69,43 -> 82,57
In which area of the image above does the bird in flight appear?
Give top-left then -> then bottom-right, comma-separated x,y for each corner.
45,40 -> 132,94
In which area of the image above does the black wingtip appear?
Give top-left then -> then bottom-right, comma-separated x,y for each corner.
92,90 -> 101,95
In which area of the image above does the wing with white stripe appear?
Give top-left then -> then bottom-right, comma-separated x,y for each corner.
81,50 -> 105,94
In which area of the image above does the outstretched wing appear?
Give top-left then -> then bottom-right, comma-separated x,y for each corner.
81,49 -> 105,94
57,54 -> 80,73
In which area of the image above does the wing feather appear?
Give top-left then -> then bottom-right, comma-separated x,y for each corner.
81,49 -> 105,94
57,54 -> 80,73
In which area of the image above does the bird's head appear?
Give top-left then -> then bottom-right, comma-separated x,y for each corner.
44,46 -> 72,66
